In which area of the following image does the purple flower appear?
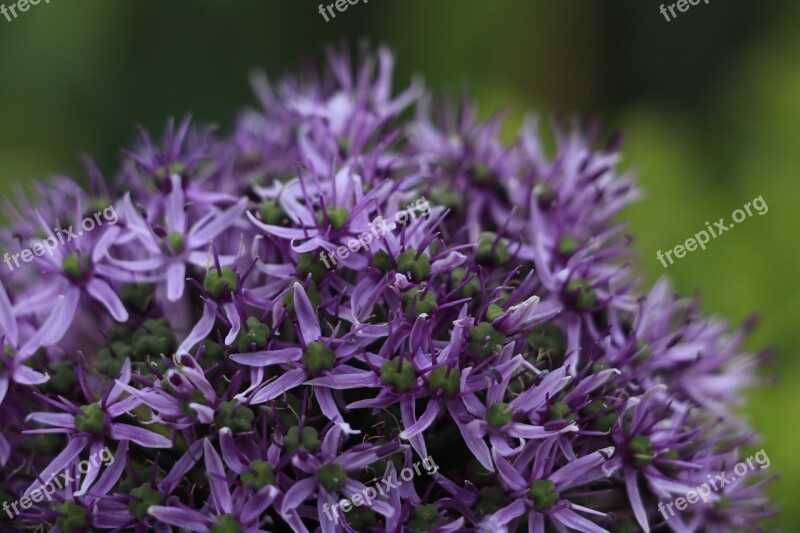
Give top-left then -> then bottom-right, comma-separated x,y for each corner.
0,46 -> 772,532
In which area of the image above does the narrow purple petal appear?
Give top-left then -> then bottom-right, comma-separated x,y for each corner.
0,283 -> 18,346
625,468 -> 650,532
148,506 -> 210,532
177,302 -> 217,355
91,225 -> 121,262
160,439 -> 204,494
315,387 -> 359,434
110,422 -> 172,448
493,450 -> 527,491
550,446 -> 614,490
188,198 -> 247,246
165,174 -> 187,232
293,283 -> 320,344
282,477 -> 317,511
241,485 -> 279,523
399,400 -> 441,440
12,364 -> 49,386
491,500 -> 526,525
0,432 -> 9,465
223,302 -> 241,345
454,417 -> 492,471
551,507 -> 610,533
230,347 -> 303,367
166,262 -> 186,302
19,289 -> 80,356
75,440 -> 107,496
218,427 -> 245,473
87,278 -> 129,322
24,436 -> 88,495
204,439 -> 233,514
26,412 -> 75,428
89,440 -> 128,496
249,368 -> 307,404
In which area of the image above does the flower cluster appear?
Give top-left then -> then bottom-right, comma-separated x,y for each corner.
0,46 -> 771,532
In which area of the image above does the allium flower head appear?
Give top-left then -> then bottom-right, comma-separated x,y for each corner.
0,46 -> 771,532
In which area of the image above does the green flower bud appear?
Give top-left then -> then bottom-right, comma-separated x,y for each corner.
409,504 -> 440,532
317,207 -> 349,230
234,317 -> 270,353
285,425 -> 322,454
44,360 -> 77,395
428,367 -> 460,397
297,253 -> 328,284
476,232 -> 509,265
430,186 -> 463,212
132,319 -> 177,359
197,340 -> 225,371
302,342 -> 336,374
318,464 -> 347,492
74,403 -> 105,434
486,304 -> 504,322
241,460 -> 276,490
55,501 -> 88,532
486,403 -> 513,429
557,235 -> 580,257
120,283 -> 155,313
526,324 -> 567,363
204,268 -> 238,299
259,199 -> 289,226
450,268 -> 481,298
62,252 -> 90,280
214,401 -> 255,434
371,251 -> 393,273
128,484 -> 163,522
548,401 -> 574,422
528,479 -> 559,511
347,507 -> 378,529
468,322 -> 506,361
396,250 -> 431,282
380,358 -> 416,393
210,514 -> 243,533
629,435 -> 656,467
155,163 -> 186,179
635,340 -> 651,364
403,289 -> 437,318
97,341 -> 134,377
534,182 -> 557,209
476,486 -> 506,515
161,232 -> 184,255
470,163 -> 493,183
582,401 -> 617,433
566,279 -> 597,311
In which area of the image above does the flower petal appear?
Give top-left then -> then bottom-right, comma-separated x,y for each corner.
110,422 -> 172,448
204,439 -> 233,514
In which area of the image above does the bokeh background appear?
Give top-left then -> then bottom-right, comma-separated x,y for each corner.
0,0 -> 797,527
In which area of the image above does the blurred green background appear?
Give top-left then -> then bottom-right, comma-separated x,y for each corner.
1,0 -> 797,526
